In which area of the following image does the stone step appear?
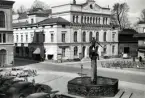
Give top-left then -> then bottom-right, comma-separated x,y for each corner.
114,90 -> 125,98
130,93 -> 144,98
121,91 -> 132,98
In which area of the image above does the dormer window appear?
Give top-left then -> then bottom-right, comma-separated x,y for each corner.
90,4 -> 93,9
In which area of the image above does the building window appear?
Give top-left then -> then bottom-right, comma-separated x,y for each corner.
98,17 -> 100,24
62,25 -> 66,28
74,46 -> 78,56
73,15 -> 75,23
89,32 -> 92,42
31,18 -> 34,24
84,16 -> 86,23
16,35 -> 18,42
87,17 -> 89,23
104,32 -> 106,41
74,31 -> 77,42
81,16 -> 83,23
96,32 -> 99,41
112,32 -> 115,42
76,16 -> 78,23
62,48 -> 65,57
96,17 -> 98,24
112,45 -> 115,54
26,34 -> 28,42
21,34 -> 23,43
103,17 -> 105,24
106,18 -> 108,24
90,17 -> 92,24
3,34 -> 6,43
31,33 -> 33,42
0,11 -> 5,28
0,34 -> 1,43
62,33 -> 65,42
36,34 -> 39,42
90,4 -> 93,9
82,32 -> 86,42
51,33 -> 54,42
103,45 -> 106,54
43,33 -> 45,42
93,17 -> 95,24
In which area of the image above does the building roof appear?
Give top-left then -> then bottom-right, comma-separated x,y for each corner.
13,17 -> 70,28
0,0 -> 15,6
28,8 -> 51,17
13,21 -> 29,28
37,17 -> 71,25
119,29 -> 138,34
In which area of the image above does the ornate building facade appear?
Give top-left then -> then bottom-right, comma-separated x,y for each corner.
13,0 -> 118,61
0,1 -> 14,66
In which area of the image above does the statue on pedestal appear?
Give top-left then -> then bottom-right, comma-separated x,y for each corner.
89,37 -> 103,84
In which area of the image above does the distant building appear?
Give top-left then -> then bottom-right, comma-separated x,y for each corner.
119,29 -> 138,58
0,0 -> 14,67
13,0 -> 119,61
134,22 -> 145,57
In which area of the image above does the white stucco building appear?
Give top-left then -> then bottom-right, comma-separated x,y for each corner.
13,0 -> 119,61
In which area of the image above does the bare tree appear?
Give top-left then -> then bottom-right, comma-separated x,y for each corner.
112,3 -> 130,30
30,0 -> 50,12
17,5 -> 27,14
140,9 -> 145,22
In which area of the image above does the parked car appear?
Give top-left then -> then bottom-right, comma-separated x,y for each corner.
26,92 -> 51,98
122,53 -> 129,59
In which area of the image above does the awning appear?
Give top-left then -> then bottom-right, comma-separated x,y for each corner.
33,48 -> 41,54
138,49 -> 145,52
134,34 -> 145,37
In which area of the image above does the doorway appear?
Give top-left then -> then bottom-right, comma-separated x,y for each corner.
124,47 -> 130,53
0,49 -> 6,67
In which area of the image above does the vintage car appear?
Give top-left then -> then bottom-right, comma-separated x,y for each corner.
26,93 -> 75,98
0,76 -> 52,98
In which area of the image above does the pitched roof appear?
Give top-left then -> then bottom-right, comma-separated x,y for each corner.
28,9 -> 51,17
37,17 -> 71,25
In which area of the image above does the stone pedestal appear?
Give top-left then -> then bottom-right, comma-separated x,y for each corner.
68,76 -> 118,97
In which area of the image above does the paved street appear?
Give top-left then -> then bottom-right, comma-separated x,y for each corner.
14,58 -> 145,85
13,58 -> 145,97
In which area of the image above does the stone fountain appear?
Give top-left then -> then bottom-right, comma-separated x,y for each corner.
67,37 -> 118,97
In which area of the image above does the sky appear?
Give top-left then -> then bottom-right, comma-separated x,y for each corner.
11,0 -> 145,25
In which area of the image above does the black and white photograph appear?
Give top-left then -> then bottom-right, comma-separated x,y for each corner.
0,0 -> 145,97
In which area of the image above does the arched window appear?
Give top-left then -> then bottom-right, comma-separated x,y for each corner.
82,32 -> 86,42
104,32 -> 106,41
74,31 -> 77,42
74,46 -> 78,56
89,32 -> 92,42
96,32 -> 99,41
0,11 -> 5,28
103,45 -> 107,54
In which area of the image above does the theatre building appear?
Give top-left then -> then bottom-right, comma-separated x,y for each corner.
13,0 -> 119,61
0,1 -> 14,67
